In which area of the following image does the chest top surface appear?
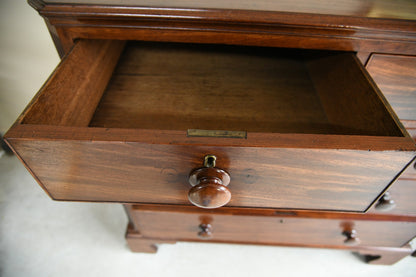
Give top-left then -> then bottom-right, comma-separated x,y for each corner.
37,0 -> 416,20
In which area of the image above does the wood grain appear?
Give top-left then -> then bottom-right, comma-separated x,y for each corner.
19,1 -> 416,261
89,43 -> 330,134
306,53 -> 404,137
22,39 -> 125,126
90,42 -> 405,137
127,204 -> 416,248
5,138 -> 414,211
125,219 -> 414,264
369,179 -> 416,216
5,124 -> 416,151
30,1 -> 416,56
5,39 -> 415,211
398,158 -> 416,180
37,0 -> 416,20
366,54 -> 416,121
401,120 -> 416,140
126,204 -> 416,221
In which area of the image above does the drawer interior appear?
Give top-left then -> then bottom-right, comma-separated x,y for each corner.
20,39 -> 404,138
87,41 -> 402,136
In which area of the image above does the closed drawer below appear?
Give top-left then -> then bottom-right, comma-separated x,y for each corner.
370,179 -> 416,216
368,159 -> 416,216
128,205 -> 416,248
399,158 -> 416,180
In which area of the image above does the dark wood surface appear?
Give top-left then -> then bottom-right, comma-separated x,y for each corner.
353,246 -> 413,265
400,158 -> 416,180
373,192 -> 397,213
37,0 -> 416,20
401,120 -> 416,140
367,158 -> 416,216
6,123 -> 416,151
127,204 -> 416,248
10,40 -> 414,152
7,137 -> 414,211
5,39 -> 415,211
90,42 -> 403,137
29,0 -> 416,56
10,0 -> 416,262
127,204 -> 416,221
22,39 -> 125,126
6,38 -> 415,211
369,180 -> 416,216
366,53 -> 416,141
125,223 -> 176,253
125,220 -> 414,264
366,54 -> 416,123
90,42 -> 331,134
188,166 -> 232,209
365,53 -> 416,221
306,52 -> 403,137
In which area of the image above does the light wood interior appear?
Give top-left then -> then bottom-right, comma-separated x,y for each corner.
86,42 -> 402,136
22,40 -> 125,127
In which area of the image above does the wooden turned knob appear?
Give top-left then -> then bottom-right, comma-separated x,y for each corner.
375,192 -> 396,212
198,223 -> 213,239
188,155 -> 231,209
342,230 -> 360,246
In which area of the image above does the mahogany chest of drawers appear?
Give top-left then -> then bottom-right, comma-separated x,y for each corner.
5,0 -> 416,265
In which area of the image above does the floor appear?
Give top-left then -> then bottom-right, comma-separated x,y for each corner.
0,1 -> 415,276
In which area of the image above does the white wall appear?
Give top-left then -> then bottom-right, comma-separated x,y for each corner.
0,0 -> 59,133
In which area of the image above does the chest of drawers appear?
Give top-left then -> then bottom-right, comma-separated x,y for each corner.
5,0 -> 416,265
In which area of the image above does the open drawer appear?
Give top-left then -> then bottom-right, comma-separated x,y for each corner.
5,39 -> 415,212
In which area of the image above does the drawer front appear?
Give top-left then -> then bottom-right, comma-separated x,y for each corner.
9,139 -> 412,211
5,40 -> 415,212
400,158 -> 416,180
129,206 -> 416,248
369,160 -> 416,216
369,179 -> 416,216
366,54 -> 416,139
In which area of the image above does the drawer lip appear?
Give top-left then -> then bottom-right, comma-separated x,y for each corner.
129,204 -> 416,222
5,123 -> 416,151
6,39 -> 415,151
34,2 -> 416,26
